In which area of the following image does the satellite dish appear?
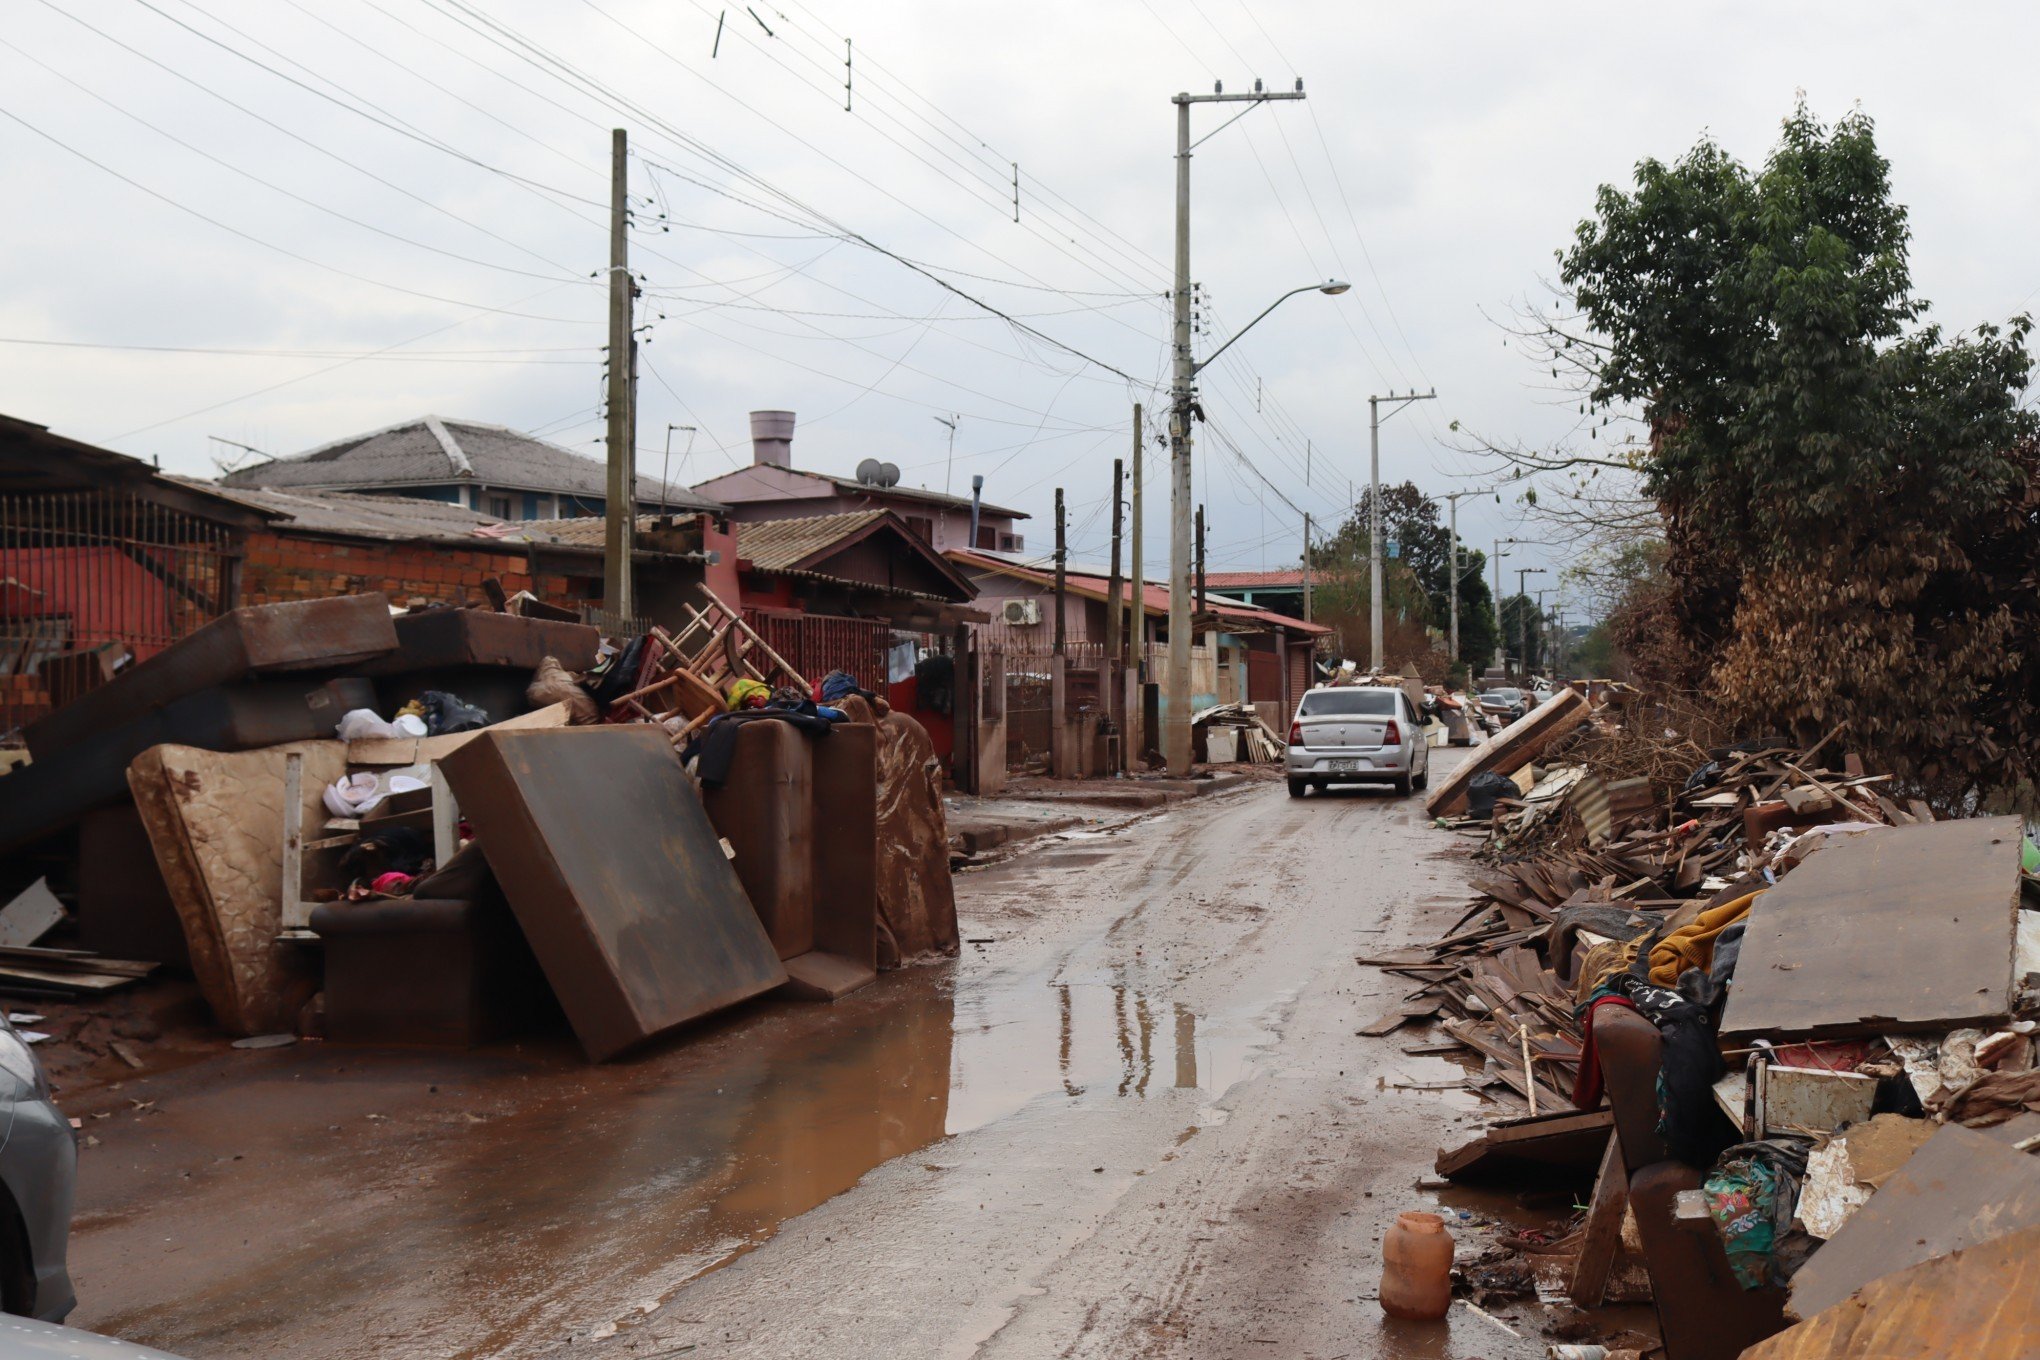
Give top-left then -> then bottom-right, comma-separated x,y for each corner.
877,462 -> 901,487
855,457 -> 883,485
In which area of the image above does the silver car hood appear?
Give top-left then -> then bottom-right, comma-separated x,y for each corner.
0,1318 -> 193,1359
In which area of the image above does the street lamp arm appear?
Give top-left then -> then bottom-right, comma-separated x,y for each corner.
1192,281 -> 1347,376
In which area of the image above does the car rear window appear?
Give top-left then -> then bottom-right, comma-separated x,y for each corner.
1297,689 -> 1398,717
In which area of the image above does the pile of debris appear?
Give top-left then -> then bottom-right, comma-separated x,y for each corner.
1189,702 -> 1285,763
1374,689 -> 2040,1357
0,584 -> 957,1068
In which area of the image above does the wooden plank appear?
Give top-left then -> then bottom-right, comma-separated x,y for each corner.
1567,1132 -> 1628,1305
1786,1122 -> 2040,1321
1747,1225 -> 2040,1360
1434,1106 -> 1612,1179
1721,816 -> 2023,1042
1423,688 -> 1593,816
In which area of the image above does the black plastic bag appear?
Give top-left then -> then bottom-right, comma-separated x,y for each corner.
1466,770 -> 1515,818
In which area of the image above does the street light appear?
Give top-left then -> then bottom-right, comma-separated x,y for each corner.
1191,280 -> 1350,377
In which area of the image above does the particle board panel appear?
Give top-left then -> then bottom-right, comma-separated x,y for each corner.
439,726 -> 786,1061
1720,816 -> 2022,1042
1785,1121 -> 2040,1322
1423,688 -> 1592,817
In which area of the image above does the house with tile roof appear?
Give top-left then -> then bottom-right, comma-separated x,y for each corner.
219,415 -> 716,522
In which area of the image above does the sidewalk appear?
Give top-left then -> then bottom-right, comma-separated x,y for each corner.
947,767 -> 1265,857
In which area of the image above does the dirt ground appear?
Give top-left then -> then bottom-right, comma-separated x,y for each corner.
57,750 -> 1620,1359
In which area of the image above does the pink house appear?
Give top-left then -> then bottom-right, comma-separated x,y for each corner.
690,411 -> 1029,554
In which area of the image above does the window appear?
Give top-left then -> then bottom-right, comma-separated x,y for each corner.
999,532 -> 1025,552
486,493 -> 514,520
904,515 -> 935,544
1296,689 -> 1397,717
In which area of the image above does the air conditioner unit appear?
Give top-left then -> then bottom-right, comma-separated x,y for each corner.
1001,598 -> 1042,626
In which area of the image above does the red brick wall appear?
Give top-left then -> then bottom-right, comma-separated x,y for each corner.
240,531 -> 577,611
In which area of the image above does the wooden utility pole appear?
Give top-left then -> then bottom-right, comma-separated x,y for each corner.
1301,512 -> 1313,624
1105,458 -> 1124,675
603,128 -> 637,621
1053,487 -> 1067,656
1128,404 -> 1143,674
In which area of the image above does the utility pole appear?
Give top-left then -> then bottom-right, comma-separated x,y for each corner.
1514,566 -> 1546,677
1301,512 -> 1313,624
1491,539 -> 1510,675
1105,458 -> 1124,680
935,415 -> 960,496
1365,390 -> 1436,674
1053,487 -> 1067,657
1128,405 -> 1144,674
1167,81 -> 1306,776
603,127 -> 636,622
1440,486 -> 1497,680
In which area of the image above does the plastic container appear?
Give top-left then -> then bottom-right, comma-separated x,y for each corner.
1379,1210 -> 1454,1320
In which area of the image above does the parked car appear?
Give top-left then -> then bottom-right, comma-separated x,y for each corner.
0,1316 -> 190,1358
0,1011 -> 75,1322
1285,686 -> 1430,798
1478,687 -> 1527,724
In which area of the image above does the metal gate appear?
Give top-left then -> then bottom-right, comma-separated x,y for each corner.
0,491 -> 239,735
742,608 -> 888,689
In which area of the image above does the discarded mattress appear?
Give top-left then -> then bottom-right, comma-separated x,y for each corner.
837,696 -> 957,961
440,726 -> 786,1060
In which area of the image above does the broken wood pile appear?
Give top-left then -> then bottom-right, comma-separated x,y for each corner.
1189,702 -> 1285,763
600,585 -> 811,743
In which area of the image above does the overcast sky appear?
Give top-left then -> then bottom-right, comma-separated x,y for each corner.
6,1 -> 2037,619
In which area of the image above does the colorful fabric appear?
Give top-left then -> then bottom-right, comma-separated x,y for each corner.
726,678 -> 771,711
1649,890 -> 1763,986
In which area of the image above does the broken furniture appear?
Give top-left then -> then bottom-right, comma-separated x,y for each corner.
1721,816 -> 2024,1042
311,896 -> 552,1048
702,719 -> 878,1000
359,608 -> 601,726
1423,686 -> 1592,816
440,726 -> 787,1061
75,803 -> 190,967
1590,1003 -> 1787,1360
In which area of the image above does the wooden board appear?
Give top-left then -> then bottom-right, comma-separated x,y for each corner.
1434,1106 -> 1611,1179
0,879 -> 64,948
1568,1132 -> 1628,1306
1786,1121 -> 2040,1321
1423,688 -> 1591,817
440,727 -> 787,1062
1720,816 -> 2022,1042
1750,1225 -> 2040,1359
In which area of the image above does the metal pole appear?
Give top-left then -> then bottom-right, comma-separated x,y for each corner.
1368,395 -> 1381,673
1166,94 -> 1194,775
1448,493 -> 1460,674
1301,511 -> 1313,624
936,415 -> 959,496
1492,538 -> 1506,674
603,127 -> 636,621
1054,487 -> 1067,657
1128,403 -> 1144,675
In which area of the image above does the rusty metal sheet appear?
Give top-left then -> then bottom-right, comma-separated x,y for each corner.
362,609 -> 600,675
26,594 -> 397,760
1721,816 -> 2022,1041
1786,1121 -> 2040,1321
440,727 -> 785,1061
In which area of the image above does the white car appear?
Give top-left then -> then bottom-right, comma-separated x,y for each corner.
1285,686 -> 1430,798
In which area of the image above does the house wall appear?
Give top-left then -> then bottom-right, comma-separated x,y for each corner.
696,465 -> 1022,552
240,531 -> 576,610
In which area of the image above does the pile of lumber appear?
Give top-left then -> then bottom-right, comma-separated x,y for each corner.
0,943 -> 156,997
1190,703 -> 1285,763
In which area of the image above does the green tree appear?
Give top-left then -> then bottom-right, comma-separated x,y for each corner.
1309,481 -> 1496,671
1559,102 -> 2040,806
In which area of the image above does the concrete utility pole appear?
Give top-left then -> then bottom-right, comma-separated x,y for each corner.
1165,80 -> 1312,776
1106,458 -> 1124,681
1365,390 -> 1436,674
1491,539 -> 1510,674
603,127 -> 637,621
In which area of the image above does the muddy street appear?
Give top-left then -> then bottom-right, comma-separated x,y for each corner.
65,756 -> 1545,1359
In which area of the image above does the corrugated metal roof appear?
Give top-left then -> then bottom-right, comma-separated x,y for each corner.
219,415 -> 719,510
1203,569 -> 1304,589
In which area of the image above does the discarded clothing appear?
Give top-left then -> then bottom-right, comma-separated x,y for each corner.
1932,1067 -> 2040,1128
816,669 -> 872,705
1609,972 -> 1731,1165
322,771 -> 426,819
1710,920 -> 1747,987
691,709 -> 835,788
586,634 -> 647,708
341,825 -> 434,881
1572,992 -> 1640,1110
1702,1139 -> 1809,1289
526,655 -> 599,725
421,690 -> 488,735
1649,889 -> 1762,986
335,708 -> 428,743
914,653 -> 955,715
369,871 -> 414,896
726,677 -> 772,711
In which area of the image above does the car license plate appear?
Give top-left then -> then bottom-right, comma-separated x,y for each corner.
1328,758 -> 1361,772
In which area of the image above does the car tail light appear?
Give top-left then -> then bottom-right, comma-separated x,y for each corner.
1382,720 -> 1401,746
1288,721 -> 1302,745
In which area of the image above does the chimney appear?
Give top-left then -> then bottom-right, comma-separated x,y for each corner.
749,409 -> 795,468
